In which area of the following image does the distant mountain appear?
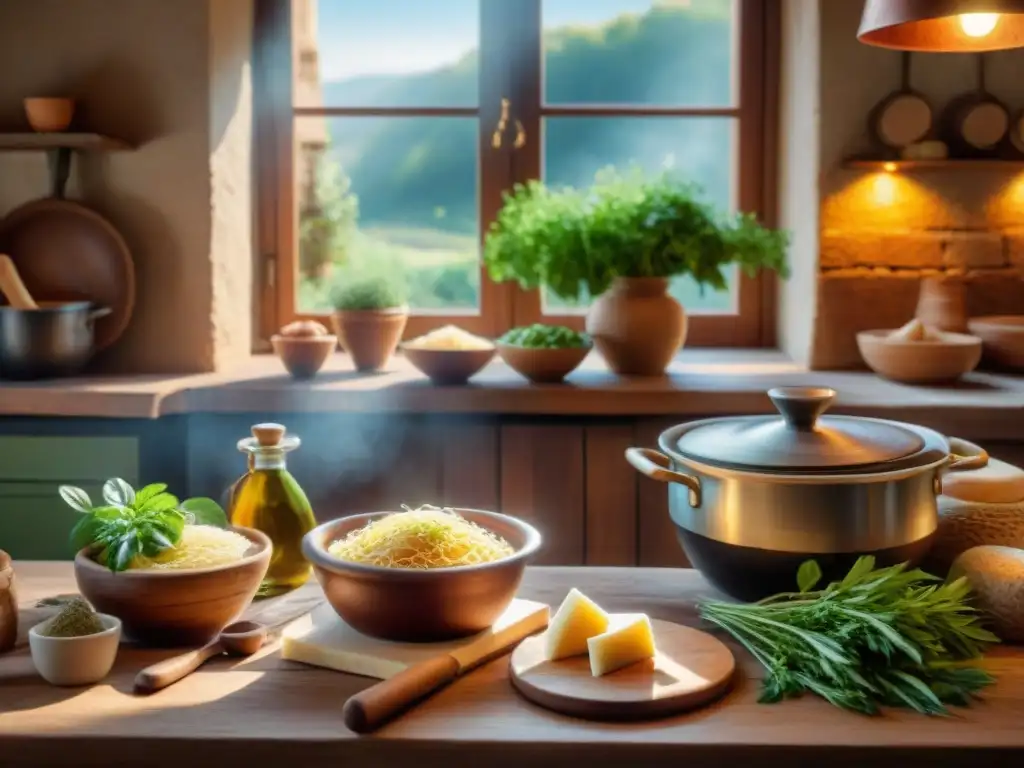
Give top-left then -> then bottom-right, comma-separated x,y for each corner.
323,5 -> 734,234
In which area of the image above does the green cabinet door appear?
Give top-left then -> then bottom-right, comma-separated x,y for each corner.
0,437 -> 139,561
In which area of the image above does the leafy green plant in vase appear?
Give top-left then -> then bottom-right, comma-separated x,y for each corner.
483,169 -> 790,375
330,270 -> 409,372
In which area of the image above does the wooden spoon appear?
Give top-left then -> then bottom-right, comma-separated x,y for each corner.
0,255 -> 39,310
133,620 -> 268,694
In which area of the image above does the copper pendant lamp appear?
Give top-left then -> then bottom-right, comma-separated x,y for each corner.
859,0 -> 1024,51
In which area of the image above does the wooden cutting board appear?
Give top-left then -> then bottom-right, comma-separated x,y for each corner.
281,598 -> 550,679
509,618 -> 735,721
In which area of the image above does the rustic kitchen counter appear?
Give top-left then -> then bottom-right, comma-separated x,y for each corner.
1,350 -> 1023,437
2,563 -> 1022,768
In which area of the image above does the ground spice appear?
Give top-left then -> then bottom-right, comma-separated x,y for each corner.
38,597 -> 105,638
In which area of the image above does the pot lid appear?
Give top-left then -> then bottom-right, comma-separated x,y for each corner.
674,387 -> 928,473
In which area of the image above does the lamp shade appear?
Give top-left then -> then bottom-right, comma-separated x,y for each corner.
858,0 -> 1024,51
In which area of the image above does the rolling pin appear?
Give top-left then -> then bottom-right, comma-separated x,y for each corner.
0,255 -> 39,310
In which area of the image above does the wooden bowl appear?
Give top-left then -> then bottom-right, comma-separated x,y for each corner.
302,509 -> 542,642
401,345 -> 496,385
497,343 -> 591,383
23,98 -> 74,132
968,316 -> 1024,371
73,527 -> 271,647
271,334 -> 337,379
856,329 -> 982,384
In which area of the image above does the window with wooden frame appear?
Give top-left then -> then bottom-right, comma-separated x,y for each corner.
254,0 -> 779,347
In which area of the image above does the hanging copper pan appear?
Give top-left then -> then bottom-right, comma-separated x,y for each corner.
0,149 -> 135,351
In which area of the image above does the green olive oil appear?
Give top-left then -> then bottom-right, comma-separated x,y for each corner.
228,423 -> 316,597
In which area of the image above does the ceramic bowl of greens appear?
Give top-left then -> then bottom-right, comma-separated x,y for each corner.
497,324 -> 592,383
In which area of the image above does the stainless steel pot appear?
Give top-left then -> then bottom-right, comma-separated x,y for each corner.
0,301 -> 111,380
625,386 -> 988,601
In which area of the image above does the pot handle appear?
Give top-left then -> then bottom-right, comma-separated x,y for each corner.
625,447 -> 702,508
946,437 -> 989,473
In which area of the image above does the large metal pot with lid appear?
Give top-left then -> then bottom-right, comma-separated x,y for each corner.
625,386 -> 987,601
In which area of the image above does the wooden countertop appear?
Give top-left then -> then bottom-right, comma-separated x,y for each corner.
1,350 -> 1023,434
3,562 -> 1023,768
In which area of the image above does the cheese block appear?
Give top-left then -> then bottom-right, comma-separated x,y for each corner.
545,588 -> 610,661
943,456 -> 1024,504
588,614 -> 656,677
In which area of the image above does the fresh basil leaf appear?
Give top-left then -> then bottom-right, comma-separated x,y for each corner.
112,534 -> 140,572
102,478 -> 136,508
180,497 -> 228,528
797,560 -> 823,593
69,514 -> 102,552
91,505 -> 129,520
139,524 -> 175,557
59,485 -> 93,514
140,493 -> 180,514
134,483 -> 168,509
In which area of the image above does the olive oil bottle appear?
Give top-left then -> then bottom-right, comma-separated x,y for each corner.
228,423 -> 316,597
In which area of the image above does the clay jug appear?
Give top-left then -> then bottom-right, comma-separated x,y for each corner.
916,275 -> 968,333
585,277 -> 686,376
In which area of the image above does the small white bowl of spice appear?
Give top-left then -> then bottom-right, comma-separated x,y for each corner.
29,597 -> 121,686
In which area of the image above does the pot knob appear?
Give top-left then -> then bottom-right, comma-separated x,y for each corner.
768,387 -> 836,431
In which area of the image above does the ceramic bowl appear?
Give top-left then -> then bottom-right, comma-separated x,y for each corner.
497,343 -> 591,383
401,345 -> 496,385
303,508 -> 542,642
24,97 -> 74,132
74,526 -> 271,647
29,613 -> 121,686
968,316 -> 1024,371
857,329 -> 982,384
271,333 -> 338,379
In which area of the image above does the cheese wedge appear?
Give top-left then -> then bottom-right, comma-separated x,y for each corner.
587,614 -> 656,677
544,588 -> 610,661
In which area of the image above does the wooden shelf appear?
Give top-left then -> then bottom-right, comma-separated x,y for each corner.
0,132 -> 132,152
843,158 -> 1024,171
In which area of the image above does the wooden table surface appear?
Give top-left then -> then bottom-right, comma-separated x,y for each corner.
2,563 -> 1023,768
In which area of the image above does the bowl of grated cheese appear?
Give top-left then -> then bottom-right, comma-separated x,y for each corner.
400,325 -> 496,385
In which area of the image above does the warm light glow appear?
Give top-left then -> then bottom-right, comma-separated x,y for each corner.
870,173 -> 899,206
883,162 -> 898,173
959,13 -> 1000,38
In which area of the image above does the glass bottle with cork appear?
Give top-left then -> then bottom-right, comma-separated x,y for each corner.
228,423 -> 316,597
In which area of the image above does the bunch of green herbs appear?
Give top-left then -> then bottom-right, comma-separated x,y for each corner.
499,324 -> 590,349
482,167 -> 790,302
698,557 -> 999,716
61,478 -> 228,573
330,270 -> 407,311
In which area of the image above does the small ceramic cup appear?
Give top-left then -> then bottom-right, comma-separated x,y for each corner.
29,614 -> 121,686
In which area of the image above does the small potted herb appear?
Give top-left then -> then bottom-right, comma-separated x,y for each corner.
497,324 -> 592,383
330,270 -> 409,372
483,169 -> 790,376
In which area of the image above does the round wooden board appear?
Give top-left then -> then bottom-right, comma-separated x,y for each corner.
509,619 -> 735,722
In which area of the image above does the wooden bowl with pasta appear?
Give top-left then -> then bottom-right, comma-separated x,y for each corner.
302,507 -> 542,642
74,526 -> 271,647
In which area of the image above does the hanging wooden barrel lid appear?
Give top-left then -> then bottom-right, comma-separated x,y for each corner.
869,52 -> 933,150
941,54 -> 1010,157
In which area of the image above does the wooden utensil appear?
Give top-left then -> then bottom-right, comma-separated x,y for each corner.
340,601 -> 549,733
134,620 -> 268,693
509,619 -> 735,721
0,254 -> 39,310
869,51 -> 932,151
941,54 -> 1010,157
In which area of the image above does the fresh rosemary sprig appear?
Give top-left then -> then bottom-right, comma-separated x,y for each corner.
698,557 -> 999,715
61,478 -> 227,572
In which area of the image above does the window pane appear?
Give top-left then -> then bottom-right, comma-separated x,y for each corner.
542,0 -> 736,107
295,116 -> 479,314
542,116 -> 736,314
293,0 -> 479,108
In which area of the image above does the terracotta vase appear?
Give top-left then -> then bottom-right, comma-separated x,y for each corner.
585,277 -> 687,376
915,275 -> 968,333
331,307 -> 408,372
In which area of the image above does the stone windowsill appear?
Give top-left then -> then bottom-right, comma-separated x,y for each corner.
0,350 -> 1022,438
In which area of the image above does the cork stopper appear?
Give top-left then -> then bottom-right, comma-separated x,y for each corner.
252,423 -> 286,447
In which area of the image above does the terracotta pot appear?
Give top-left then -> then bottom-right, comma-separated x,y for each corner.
23,97 -> 74,132
585,277 -> 686,376
271,333 -> 337,379
916,275 -> 967,333
331,307 -> 408,372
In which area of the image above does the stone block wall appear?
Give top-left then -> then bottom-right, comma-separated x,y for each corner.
811,170 -> 1024,369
